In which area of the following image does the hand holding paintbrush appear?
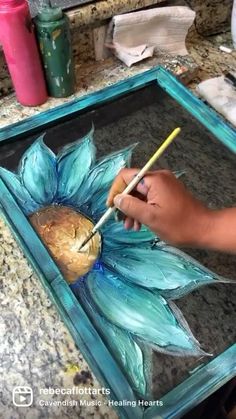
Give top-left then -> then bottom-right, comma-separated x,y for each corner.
78,127 -> 181,250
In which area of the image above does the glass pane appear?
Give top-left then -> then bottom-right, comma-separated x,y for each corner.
1,81 -> 235,403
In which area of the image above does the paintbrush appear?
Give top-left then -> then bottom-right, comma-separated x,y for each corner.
78,127 -> 181,251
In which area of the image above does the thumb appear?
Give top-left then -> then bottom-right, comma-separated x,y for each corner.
114,194 -> 155,226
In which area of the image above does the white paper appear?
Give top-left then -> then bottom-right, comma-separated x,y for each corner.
106,6 -> 195,67
197,75 -> 236,127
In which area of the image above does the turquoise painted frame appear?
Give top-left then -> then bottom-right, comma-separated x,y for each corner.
0,67 -> 235,419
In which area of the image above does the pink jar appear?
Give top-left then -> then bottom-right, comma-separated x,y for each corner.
0,0 -> 47,106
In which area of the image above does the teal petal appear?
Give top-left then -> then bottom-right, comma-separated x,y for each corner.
57,127 -> 96,202
102,220 -> 155,245
86,268 -> 200,354
0,167 -> 40,215
88,187 -> 109,221
155,245 -> 228,299
77,278 -> 148,397
74,144 -> 136,208
102,243 -> 222,295
19,135 -> 57,205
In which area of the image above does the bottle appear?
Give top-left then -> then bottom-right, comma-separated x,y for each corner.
0,0 -> 47,106
232,0 -> 236,49
34,7 -> 75,98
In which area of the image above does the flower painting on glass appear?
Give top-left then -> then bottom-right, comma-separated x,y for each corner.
0,127 -> 228,398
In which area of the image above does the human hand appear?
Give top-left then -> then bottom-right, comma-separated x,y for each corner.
107,169 -> 212,247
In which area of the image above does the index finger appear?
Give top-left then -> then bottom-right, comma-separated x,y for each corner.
106,168 -> 139,207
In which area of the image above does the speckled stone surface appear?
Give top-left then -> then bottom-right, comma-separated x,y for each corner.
1,26 -> 236,118
67,0 -> 164,29
186,29 -> 236,89
71,28 -> 96,62
185,0 -> 233,35
0,53 -> 197,129
0,53 -> 11,98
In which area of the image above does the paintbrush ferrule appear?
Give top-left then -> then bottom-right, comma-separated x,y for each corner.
78,230 -> 96,251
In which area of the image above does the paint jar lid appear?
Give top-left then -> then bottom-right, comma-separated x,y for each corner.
37,7 -> 63,22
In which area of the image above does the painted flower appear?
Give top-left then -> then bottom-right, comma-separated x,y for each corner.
0,128 -> 226,397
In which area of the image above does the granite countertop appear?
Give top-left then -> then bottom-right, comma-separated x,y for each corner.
0,28 -> 236,419
186,29 -> 236,88
1,28 -> 236,130
66,0 -> 163,28
0,53 -> 197,131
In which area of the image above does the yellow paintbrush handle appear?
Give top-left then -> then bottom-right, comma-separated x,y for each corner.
94,126 -> 181,230
123,127 -> 181,195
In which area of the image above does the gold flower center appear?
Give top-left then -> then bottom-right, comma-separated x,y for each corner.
30,206 -> 101,283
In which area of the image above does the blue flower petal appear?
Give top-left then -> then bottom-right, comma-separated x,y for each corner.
155,245 -> 228,299
77,278 -> 148,397
87,187 -> 109,221
0,168 -> 40,215
73,144 -> 136,208
102,220 -> 155,245
19,135 -> 57,205
57,127 -> 96,202
86,268 -> 201,354
102,243 -> 222,296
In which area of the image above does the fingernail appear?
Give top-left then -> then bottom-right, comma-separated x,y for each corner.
114,194 -> 123,209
